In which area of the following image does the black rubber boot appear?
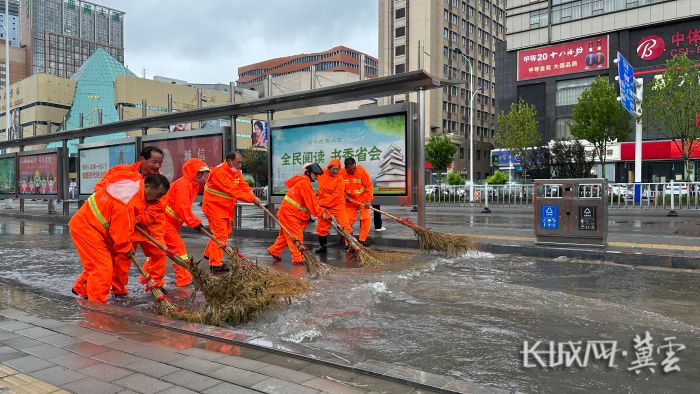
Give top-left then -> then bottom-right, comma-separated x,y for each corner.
315,236 -> 328,254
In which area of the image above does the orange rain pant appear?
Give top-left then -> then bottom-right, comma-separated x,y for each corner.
268,208 -> 308,263
111,239 -> 167,294
71,231 -> 115,303
203,209 -> 233,267
163,220 -> 194,287
346,204 -> 371,241
317,205 -> 351,236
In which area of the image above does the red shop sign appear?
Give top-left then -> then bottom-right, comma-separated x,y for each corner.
517,35 -> 609,81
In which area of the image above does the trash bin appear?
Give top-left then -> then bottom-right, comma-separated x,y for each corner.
534,178 -> 608,247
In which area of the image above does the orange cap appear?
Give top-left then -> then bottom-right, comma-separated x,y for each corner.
327,158 -> 341,168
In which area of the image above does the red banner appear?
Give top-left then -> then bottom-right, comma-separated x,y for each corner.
517,35 -> 609,81
18,153 -> 59,195
151,135 -> 223,194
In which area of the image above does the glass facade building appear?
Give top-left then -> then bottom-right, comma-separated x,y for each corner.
21,0 -> 124,78
0,0 -> 20,47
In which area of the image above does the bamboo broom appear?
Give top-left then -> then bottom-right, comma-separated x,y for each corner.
320,207 -> 379,267
129,255 -> 175,313
198,227 -> 248,265
258,205 -> 333,277
350,200 -> 477,256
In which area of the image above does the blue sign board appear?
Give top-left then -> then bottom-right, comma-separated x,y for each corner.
491,150 -> 521,166
617,52 -> 636,117
540,205 -> 559,229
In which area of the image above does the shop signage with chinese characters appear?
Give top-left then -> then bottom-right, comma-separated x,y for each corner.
517,36 -> 609,81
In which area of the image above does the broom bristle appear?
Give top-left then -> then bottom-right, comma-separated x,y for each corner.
412,225 -> 477,256
160,256 -> 312,326
301,249 -> 334,277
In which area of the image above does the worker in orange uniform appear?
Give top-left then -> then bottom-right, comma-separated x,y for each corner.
94,146 -> 168,296
268,163 -> 325,264
202,151 -> 262,273
162,158 -> 210,287
341,157 -> 374,245
71,173 -> 170,303
315,158 -> 352,254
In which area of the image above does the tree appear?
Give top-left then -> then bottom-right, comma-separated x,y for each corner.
570,76 -> 633,178
485,170 -> 507,185
425,135 -> 457,183
550,139 -> 593,179
642,54 -> 700,181
521,147 -> 552,180
445,171 -> 464,185
495,98 -> 541,159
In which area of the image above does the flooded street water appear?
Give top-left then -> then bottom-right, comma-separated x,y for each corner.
0,217 -> 698,393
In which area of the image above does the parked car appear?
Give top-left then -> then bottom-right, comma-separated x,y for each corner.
664,184 -> 688,195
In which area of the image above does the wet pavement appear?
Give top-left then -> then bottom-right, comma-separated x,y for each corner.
0,213 -> 699,393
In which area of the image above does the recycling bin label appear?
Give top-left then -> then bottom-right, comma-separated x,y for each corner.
540,205 -> 559,229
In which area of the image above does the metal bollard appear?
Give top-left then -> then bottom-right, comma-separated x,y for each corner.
482,182 -> 491,213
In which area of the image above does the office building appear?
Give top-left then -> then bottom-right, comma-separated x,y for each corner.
20,0 -> 125,78
497,0 -> 700,182
0,0 -> 20,47
379,0 -> 506,181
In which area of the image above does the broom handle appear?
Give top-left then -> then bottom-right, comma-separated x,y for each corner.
134,226 -> 189,269
198,226 -> 237,258
129,255 -> 171,305
258,205 -> 305,249
349,199 -> 402,222
321,207 -> 360,248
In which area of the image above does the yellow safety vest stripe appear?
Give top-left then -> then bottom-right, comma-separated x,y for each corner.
284,195 -> 309,212
204,185 -> 234,200
354,187 -> 365,194
88,195 -> 109,230
165,206 -> 182,221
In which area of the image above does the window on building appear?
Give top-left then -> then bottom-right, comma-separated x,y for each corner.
476,150 -> 481,161
395,63 -> 406,74
556,76 -> 597,106
395,45 -> 406,56
556,118 -> 572,139
395,26 -> 405,38
444,28 -> 449,38
395,7 -> 406,19
529,9 -> 549,28
460,147 -> 465,159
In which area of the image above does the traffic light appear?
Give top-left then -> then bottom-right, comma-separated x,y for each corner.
634,77 -> 644,119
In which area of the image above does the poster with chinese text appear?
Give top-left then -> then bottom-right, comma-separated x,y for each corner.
271,114 -> 407,195
79,143 -> 136,194
18,153 -> 59,195
0,157 -> 16,194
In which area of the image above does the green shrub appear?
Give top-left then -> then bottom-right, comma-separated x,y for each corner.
446,171 -> 465,185
486,170 -> 508,185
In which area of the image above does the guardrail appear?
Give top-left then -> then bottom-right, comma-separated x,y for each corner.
425,182 -> 700,211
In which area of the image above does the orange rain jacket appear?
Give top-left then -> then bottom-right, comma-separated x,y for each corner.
340,165 -> 374,204
164,158 -> 208,229
95,162 -> 166,293
316,159 -> 351,236
70,171 -> 143,303
202,162 -> 255,267
268,175 -> 322,263
161,158 -> 208,286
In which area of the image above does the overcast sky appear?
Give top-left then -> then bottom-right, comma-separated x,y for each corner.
95,0 -> 378,83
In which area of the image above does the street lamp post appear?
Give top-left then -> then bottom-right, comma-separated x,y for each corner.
453,48 -> 483,202
1,0 -> 9,150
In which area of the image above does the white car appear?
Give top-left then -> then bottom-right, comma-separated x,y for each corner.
664,184 -> 688,195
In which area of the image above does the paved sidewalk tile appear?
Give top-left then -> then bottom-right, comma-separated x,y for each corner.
125,359 -> 179,378
203,381 -> 260,394
208,365 -> 267,387
251,376 -> 320,394
302,376 -> 366,394
0,346 -> 25,362
61,376 -> 124,394
39,333 -> 83,347
112,372 -> 173,394
160,369 -> 222,392
157,386 -> 199,394
77,363 -> 133,382
93,350 -> 144,367
170,357 -> 225,374
79,331 -> 120,345
22,343 -> 73,359
63,341 -> 112,356
31,365 -> 87,386
14,326 -> 57,339
216,355 -> 268,371
0,320 -> 34,331
49,353 -> 100,370
255,364 -> 316,384
176,346 -> 227,361
3,355 -> 55,373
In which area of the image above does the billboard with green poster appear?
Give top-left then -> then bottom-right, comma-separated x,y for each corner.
271,113 -> 407,196
0,155 -> 17,195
